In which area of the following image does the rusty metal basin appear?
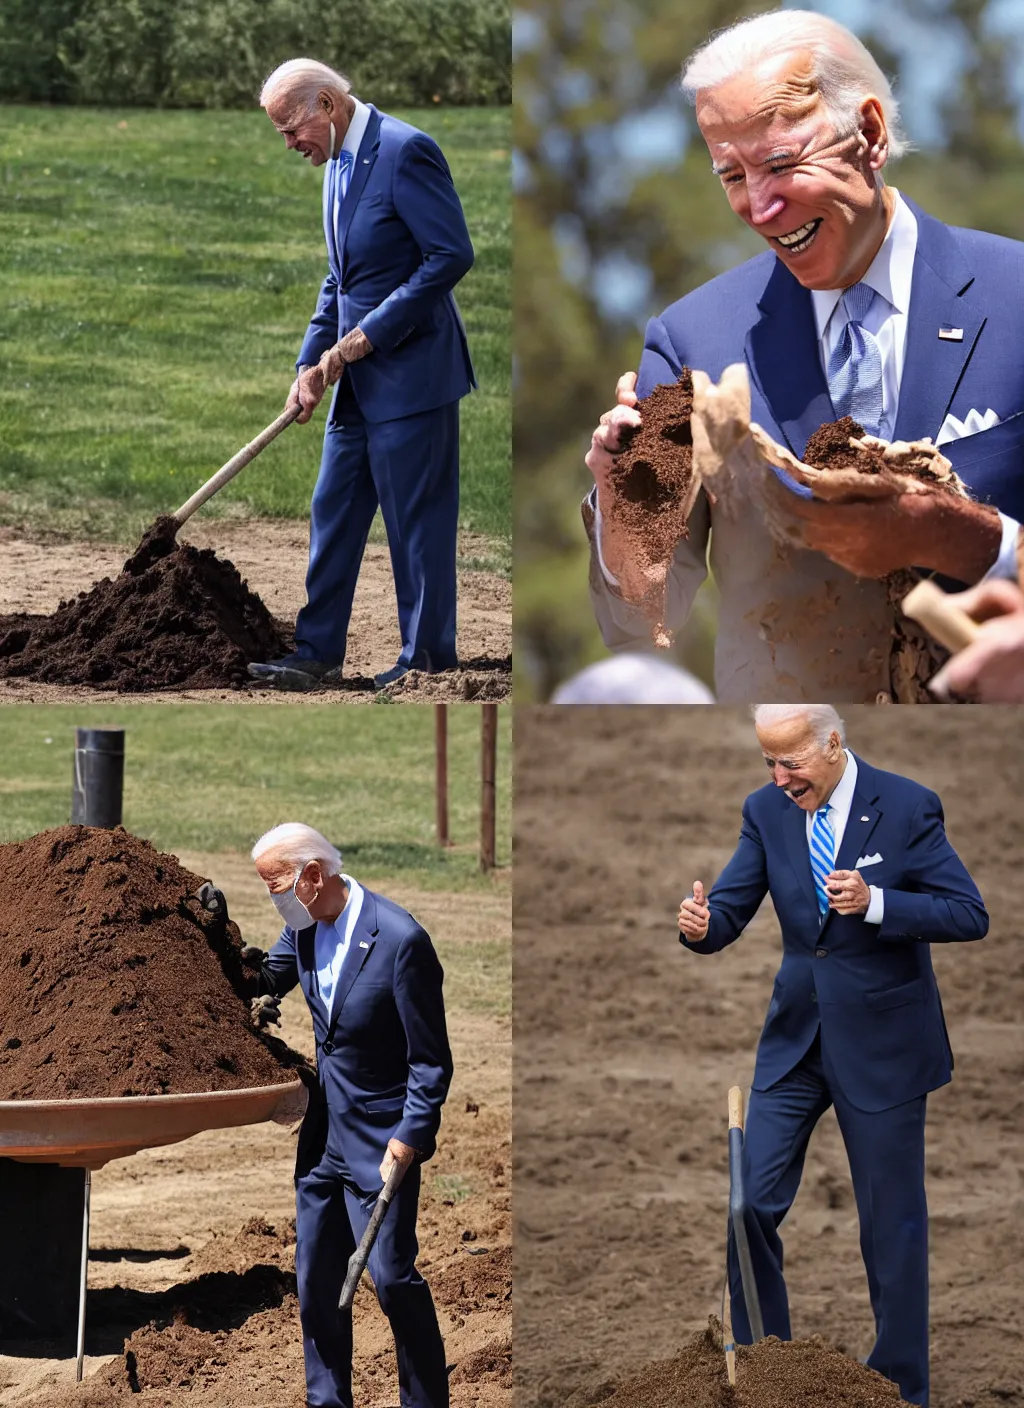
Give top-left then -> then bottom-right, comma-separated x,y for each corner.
0,1078 -> 305,1169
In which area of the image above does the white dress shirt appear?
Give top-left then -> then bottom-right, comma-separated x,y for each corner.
808,751 -> 883,925
330,96 -> 371,252
595,187 -> 1020,585
315,873 -> 364,1016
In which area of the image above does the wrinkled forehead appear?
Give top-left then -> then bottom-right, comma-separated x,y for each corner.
695,49 -> 829,166
755,717 -> 826,763
255,851 -> 300,887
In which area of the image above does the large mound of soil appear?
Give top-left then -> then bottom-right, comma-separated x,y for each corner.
0,535 -> 288,692
583,1322 -> 909,1408
0,826 -> 305,1098
610,371 -> 695,569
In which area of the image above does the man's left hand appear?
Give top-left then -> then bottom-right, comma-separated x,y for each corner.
826,869 -> 871,915
772,488 -> 1002,584
296,365 -> 327,423
379,1137 -> 417,1183
319,328 -> 374,387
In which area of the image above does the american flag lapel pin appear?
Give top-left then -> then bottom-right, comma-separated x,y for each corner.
359,940 -> 369,948
938,326 -> 964,341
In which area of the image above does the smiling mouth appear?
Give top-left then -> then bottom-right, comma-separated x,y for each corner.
787,784 -> 811,801
774,219 -> 822,254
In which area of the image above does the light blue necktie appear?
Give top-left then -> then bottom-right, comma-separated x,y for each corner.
330,150 -> 354,261
809,806 -> 836,917
826,281 -> 883,435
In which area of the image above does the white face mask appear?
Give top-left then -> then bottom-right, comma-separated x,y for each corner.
270,870 -> 314,930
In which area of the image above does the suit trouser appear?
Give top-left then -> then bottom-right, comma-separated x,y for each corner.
294,378 -> 460,671
728,1032 -> 929,1407
295,1152 -> 449,1408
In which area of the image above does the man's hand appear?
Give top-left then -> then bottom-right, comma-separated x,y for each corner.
930,579 -> 1024,701
773,488 -> 1002,584
826,869 -> 870,915
584,371 -> 642,498
379,1136 -> 417,1183
292,365 -> 327,424
677,880 -> 711,941
318,327 -> 374,388
251,993 -> 282,1029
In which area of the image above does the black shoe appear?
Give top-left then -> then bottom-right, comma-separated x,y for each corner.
248,653 -> 340,691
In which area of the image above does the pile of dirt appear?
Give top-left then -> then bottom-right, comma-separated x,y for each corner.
0,825 -> 307,1098
580,1322 -> 909,1408
432,1244 -> 512,1311
606,371 -> 696,642
0,534 -> 288,692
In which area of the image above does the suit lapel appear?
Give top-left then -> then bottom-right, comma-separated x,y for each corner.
322,157 -> 340,276
833,755 -> 882,872
783,798 -> 819,916
893,199 -> 986,442
746,259 -> 836,457
326,889 -> 380,1038
335,106 -> 382,275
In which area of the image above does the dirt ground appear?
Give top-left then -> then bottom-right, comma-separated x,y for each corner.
513,707 -> 1024,1408
0,522 -> 511,703
0,863 -> 511,1408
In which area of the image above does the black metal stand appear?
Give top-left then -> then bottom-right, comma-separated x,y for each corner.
0,1160 -> 86,1340
71,727 -> 125,828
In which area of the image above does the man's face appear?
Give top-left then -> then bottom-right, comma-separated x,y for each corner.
696,49 -> 889,290
265,91 -> 333,166
255,855 -> 329,917
756,716 -> 845,811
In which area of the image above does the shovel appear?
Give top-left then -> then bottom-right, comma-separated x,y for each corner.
123,404 -> 302,574
728,1085 -> 765,1353
338,1158 -> 409,1310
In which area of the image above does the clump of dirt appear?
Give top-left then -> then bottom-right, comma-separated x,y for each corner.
0,825 -> 308,1098
583,1321 -> 910,1408
804,417 -> 953,485
383,660 -> 512,702
0,540 -> 288,692
450,1339 -> 512,1386
186,1217 -> 296,1278
431,1245 -> 511,1311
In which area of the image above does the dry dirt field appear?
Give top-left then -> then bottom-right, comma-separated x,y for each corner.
0,860 -> 511,1408
514,706 -> 1023,1408
0,523 -> 511,703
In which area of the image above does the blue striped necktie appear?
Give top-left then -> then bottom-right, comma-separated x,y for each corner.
329,151 -> 354,268
809,806 -> 835,916
826,281 -> 883,435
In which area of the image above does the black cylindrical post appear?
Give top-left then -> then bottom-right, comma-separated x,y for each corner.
0,1160 -> 86,1339
71,727 -> 125,828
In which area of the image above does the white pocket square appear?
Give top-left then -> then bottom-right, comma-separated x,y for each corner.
856,853 -> 883,868
935,407 -> 1002,446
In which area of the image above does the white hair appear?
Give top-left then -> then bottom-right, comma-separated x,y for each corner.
551,654 -> 715,705
259,58 -> 351,122
682,10 -> 909,161
251,823 -> 343,877
752,704 -> 846,747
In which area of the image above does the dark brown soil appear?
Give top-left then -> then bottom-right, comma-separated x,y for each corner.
0,540 -> 288,692
431,1244 -> 511,1311
583,1322 -> 909,1408
0,826 -> 307,1098
609,371 -> 695,571
804,418 -> 949,485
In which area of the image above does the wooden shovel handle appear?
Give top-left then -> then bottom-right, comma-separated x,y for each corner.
901,579 -> 981,655
172,404 -> 302,526
729,1085 -> 744,1132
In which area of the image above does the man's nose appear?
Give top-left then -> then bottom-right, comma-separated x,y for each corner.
773,765 -> 791,787
285,133 -> 298,149
745,177 -> 786,228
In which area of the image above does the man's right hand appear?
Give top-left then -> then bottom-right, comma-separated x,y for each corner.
584,371 -> 642,498
286,366 -> 326,425
678,880 -> 710,941
251,994 -> 282,1029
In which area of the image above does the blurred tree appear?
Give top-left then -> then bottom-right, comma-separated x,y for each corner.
514,0 -> 1024,700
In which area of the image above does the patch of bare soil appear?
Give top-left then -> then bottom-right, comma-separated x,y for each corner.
514,708 -> 1024,1408
0,523 -> 510,703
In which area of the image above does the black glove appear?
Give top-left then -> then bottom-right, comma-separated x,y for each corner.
196,882 -> 228,921
240,944 -> 266,964
250,994 -> 282,1029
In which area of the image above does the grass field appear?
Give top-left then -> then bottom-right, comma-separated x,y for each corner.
0,702 -> 511,890
0,105 -> 510,554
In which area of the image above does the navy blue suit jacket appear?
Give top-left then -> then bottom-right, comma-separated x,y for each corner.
639,196 -> 1024,521
681,756 -> 988,1112
262,887 -> 453,1189
297,105 -> 476,424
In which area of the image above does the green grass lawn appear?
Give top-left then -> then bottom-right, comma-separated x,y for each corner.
0,702 -> 511,891
0,106 -> 510,552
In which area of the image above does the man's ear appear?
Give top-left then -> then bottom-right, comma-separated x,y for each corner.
319,90 -> 333,116
859,96 -> 889,170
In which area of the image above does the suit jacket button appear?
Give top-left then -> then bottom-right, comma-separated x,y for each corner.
810,992 -> 818,1003
322,1040 -> 334,1055
815,947 -> 828,958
